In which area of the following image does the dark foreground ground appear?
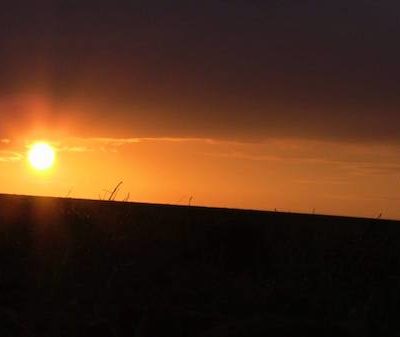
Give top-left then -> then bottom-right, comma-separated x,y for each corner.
0,193 -> 399,336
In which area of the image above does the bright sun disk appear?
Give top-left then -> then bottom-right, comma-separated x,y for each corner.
28,142 -> 55,171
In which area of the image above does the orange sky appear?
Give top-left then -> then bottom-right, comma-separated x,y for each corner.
1,119 -> 400,219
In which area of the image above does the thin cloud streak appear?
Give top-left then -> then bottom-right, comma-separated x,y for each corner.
75,137 -> 219,145
0,151 -> 23,162
58,146 -> 92,153
58,136 -> 242,152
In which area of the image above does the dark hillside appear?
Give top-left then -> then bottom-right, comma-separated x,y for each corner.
0,193 -> 399,336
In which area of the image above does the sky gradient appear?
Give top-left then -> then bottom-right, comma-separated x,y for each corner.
1,1 -> 400,218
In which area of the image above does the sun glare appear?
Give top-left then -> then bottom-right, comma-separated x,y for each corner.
28,142 -> 56,171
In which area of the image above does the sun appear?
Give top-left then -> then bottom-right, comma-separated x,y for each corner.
28,142 -> 56,171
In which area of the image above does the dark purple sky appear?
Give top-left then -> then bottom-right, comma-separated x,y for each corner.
1,0 -> 400,142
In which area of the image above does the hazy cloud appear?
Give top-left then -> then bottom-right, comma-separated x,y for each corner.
81,137 -> 217,145
41,137 -> 198,155
60,136 -> 222,152
58,146 -> 92,153
0,151 -> 23,162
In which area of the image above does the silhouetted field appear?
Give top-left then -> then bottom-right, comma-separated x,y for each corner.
0,193 -> 399,336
